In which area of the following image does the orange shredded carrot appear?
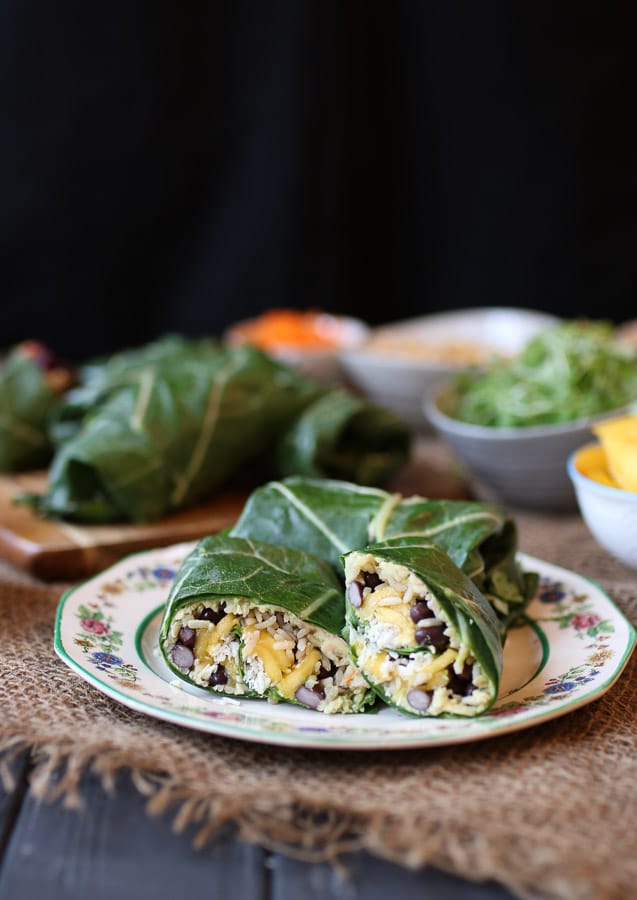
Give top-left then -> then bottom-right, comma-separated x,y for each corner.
234,309 -> 343,350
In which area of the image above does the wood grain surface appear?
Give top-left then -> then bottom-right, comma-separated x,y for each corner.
0,472 -> 248,581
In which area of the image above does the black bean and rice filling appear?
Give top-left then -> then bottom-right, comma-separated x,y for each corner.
344,552 -> 492,716
164,598 -> 369,713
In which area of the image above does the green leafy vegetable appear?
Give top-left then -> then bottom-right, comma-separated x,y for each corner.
159,534 -> 372,712
231,476 -> 537,631
30,343 -> 410,522
451,320 -> 637,428
0,348 -> 57,471
49,334 -> 220,446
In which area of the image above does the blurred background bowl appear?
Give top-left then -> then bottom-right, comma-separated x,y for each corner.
225,311 -> 369,385
338,306 -> 560,429
425,384 -> 625,511
568,443 -> 637,569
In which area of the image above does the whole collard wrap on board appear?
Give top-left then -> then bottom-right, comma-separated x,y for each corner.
27,340 -> 410,523
0,343 -> 73,472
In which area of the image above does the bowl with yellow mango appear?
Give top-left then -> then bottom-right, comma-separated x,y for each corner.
568,415 -> 637,569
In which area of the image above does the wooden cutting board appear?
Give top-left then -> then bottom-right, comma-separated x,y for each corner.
0,440 -> 471,582
0,472 -> 248,582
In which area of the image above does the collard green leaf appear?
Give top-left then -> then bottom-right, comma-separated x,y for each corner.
0,349 -> 57,471
274,390 -> 411,486
33,347 -> 321,521
231,476 -> 535,630
49,335 -> 222,446
160,534 -> 345,640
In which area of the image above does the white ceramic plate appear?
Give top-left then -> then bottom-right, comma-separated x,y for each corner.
55,543 -> 635,750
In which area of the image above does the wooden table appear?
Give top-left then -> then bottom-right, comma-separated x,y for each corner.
0,752 -> 515,900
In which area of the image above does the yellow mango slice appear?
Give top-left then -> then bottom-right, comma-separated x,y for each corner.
194,614 -> 238,661
592,416 -> 637,492
277,648 -> 321,698
575,446 -> 617,487
246,630 -> 293,683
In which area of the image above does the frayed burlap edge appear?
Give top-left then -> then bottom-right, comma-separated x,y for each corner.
1,726 -> 633,900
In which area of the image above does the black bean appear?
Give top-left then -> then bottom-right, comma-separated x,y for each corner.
363,571 -> 382,589
409,601 -> 434,623
196,602 -> 226,624
458,663 -> 473,681
407,689 -> 432,711
312,684 -> 326,700
208,665 -> 228,686
348,581 -> 364,608
448,673 -> 475,697
178,626 -> 196,648
414,624 -> 449,649
318,661 -> 336,680
170,643 -> 194,669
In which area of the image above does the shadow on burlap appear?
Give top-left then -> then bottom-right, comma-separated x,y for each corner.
0,512 -> 635,900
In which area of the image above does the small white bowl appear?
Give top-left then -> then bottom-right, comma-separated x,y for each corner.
426,385 -> 626,512
225,313 -> 369,385
338,307 -> 560,429
568,444 -> 637,570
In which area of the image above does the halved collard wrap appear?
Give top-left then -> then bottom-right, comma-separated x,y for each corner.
232,477 -> 536,632
159,535 -> 371,713
343,537 -> 503,717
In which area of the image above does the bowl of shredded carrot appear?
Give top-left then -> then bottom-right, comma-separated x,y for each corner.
225,309 -> 369,384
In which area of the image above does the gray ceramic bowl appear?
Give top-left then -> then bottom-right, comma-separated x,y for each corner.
425,385 -> 625,512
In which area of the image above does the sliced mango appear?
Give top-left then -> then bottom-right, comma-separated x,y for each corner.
592,415 -> 637,492
246,629 -> 292,682
575,445 -> 617,487
278,648 -> 321,698
194,614 -> 238,662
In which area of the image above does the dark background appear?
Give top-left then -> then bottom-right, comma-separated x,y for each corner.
2,2 -> 636,361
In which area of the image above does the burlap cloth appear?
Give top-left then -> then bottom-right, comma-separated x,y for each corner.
1,511 -> 635,900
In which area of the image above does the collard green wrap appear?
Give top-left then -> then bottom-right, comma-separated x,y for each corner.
231,477 -> 536,631
49,334 -> 220,446
0,349 -> 55,471
159,535 -> 371,713
342,537 -> 502,717
30,343 -> 410,522
0,344 -> 73,472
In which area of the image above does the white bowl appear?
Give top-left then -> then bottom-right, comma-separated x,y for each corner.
225,314 -> 369,385
425,385 -> 626,512
338,307 -> 560,429
568,444 -> 637,569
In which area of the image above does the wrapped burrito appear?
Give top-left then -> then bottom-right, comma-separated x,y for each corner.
343,537 -> 503,717
30,343 -> 409,522
159,535 -> 371,713
232,477 -> 536,631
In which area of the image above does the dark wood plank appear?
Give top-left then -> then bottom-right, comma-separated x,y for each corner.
270,851 -> 516,900
0,769 -> 266,900
0,752 -> 30,865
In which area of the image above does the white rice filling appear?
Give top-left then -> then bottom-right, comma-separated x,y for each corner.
345,552 -> 493,716
164,598 -> 368,714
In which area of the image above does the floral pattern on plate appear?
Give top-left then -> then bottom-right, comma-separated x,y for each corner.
55,544 -> 635,750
